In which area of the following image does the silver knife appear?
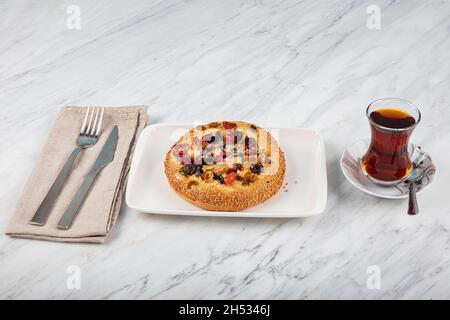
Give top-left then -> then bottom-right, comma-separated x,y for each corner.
57,126 -> 119,230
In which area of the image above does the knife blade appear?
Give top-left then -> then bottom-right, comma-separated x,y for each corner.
57,126 -> 119,230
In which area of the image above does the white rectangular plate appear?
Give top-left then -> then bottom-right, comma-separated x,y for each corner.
126,124 -> 327,218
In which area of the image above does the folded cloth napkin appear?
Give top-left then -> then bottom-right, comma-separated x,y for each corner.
5,106 -> 148,243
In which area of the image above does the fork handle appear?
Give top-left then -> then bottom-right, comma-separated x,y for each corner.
30,147 -> 82,226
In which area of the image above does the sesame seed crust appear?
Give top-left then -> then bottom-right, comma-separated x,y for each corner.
164,121 -> 286,211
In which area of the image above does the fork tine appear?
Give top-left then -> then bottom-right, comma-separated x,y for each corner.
85,106 -> 96,136
89,107 -> 100,136
80,106 -> 91,134
95,108 -> 105,137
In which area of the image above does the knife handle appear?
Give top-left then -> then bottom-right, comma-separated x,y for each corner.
30,147 -> 82,226
57,172 -> 97,230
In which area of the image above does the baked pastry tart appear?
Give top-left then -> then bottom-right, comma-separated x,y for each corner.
164,121 -> 286,211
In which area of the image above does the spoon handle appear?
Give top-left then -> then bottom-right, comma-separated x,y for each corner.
408,183 -> 419,215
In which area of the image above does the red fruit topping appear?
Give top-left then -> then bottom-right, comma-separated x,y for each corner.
228,163 -> 243,174
223,121 -> 236,129
224,172 -> 237,185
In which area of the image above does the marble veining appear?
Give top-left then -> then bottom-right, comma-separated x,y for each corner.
1,0 -> 450,299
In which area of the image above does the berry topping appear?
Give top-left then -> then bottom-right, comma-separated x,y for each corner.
227,167 -> 237,174
250,163 -> 264,174
228,163 -> 243,174
224,172 -> 237,186
223,121 -> 237,129
213,173 -> 225,184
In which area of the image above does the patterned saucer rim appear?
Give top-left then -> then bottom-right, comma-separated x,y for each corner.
340,139 -> 436,199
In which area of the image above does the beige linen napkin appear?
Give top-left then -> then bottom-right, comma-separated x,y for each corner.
5,106 -> 148,243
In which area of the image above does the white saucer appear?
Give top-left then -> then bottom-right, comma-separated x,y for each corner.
340,139 -> 436,199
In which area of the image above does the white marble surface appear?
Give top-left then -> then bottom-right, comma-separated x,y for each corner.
1,0 -> 449,299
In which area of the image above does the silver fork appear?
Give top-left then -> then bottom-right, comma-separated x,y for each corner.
30,106 -> 105,226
